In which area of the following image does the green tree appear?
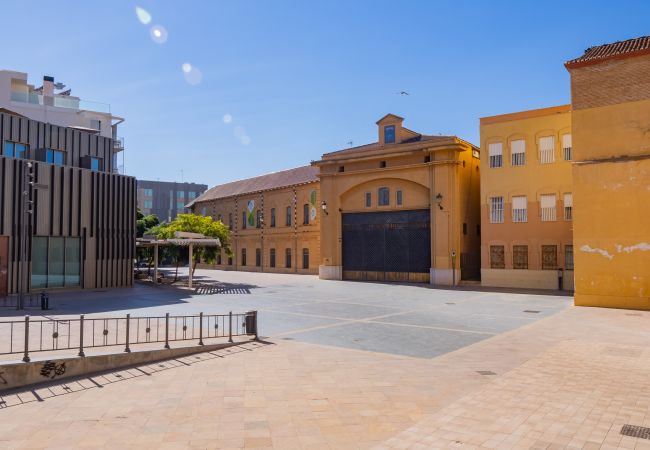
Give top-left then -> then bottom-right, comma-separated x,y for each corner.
136,209 -> 160,238
150,214 -> 231,281
135,208 -> 161,277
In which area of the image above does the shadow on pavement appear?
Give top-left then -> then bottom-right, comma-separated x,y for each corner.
0,340 -> 273,409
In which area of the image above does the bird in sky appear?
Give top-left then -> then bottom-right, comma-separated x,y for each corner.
397,91 -> 410,95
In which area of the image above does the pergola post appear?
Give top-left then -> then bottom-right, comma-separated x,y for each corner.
154,242 -> 159,284
188,243 -> 194,289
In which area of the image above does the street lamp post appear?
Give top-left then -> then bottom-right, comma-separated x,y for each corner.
18,162 -> 35,310
18,161 -> 48,310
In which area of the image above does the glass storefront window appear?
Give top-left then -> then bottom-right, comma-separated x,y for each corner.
65,238 -> 81,286
48,237 -> 65,287
31,237 -> 48,289
30,236 -> 81,289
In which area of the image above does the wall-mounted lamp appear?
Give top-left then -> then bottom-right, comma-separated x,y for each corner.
321,201 -> 329,215
435,193 -> 443,210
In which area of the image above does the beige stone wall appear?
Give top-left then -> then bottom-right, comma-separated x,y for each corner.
193,182 -> 320,275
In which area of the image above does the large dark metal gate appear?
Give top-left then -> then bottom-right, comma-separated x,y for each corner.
342,209 -> 431,282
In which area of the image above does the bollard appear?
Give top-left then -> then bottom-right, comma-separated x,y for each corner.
22,315 -> 30,362
228,311 -> 233,343
124,314 -> 131,353
254,310 -> 259,341
164,313 -> 170,349
198,312 -> 204,346
78,314 -> 85,357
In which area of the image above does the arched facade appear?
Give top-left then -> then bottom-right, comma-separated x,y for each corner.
315,114 -> 481,285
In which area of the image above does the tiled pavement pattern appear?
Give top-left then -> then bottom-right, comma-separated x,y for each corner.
0,269 -> 569,362
378,340 -> 650,450
1,272 -> 649,449
1,307 -> 650,448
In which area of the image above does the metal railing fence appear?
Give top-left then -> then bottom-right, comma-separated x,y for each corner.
0,311 -> 258,362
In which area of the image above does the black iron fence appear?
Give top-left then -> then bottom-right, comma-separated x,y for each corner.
0,311 -> 258,362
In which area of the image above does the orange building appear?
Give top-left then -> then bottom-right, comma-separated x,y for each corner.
191,114 -> 481,286
315,114 -> 481,285
480,106 -> 574,290
189,166 -> 321,275
565,36 -> 650,309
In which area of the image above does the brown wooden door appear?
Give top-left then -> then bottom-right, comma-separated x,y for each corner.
0,236 -> 8,296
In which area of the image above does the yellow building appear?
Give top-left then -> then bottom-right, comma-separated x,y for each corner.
315,114 -> 481,285
480,105 -> 574,290
189,166 -> 321,274
565,36 -> 650,310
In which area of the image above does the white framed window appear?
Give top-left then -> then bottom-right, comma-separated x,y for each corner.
490,196 -> 504,223
539,136 -> 555,164
564,193 -> 573,220
540,194 -> 557,221
511,196 -> 528,222
562,134 -> 572,161
511,140 -> 526,166
488,143 -> 503,168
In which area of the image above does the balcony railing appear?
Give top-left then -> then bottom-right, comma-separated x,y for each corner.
11,91 -> 111,114
113,137 -> 125,151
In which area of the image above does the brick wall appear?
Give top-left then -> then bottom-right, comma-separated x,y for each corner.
570,54 -> 650,110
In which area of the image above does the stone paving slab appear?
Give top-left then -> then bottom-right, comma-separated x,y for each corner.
0,303 -> 649,449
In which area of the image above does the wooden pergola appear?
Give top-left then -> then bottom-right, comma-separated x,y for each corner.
136,232 -> 221,288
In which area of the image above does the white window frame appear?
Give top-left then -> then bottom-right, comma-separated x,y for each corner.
488,143 -> 503,168
511,196 -> 528,223
563,193 -> 573,221
511,140 -> 526,166
540,194 -> 557,221
562,134 -> 572,161
539,136 -> 555,164
490,196 -> 504,223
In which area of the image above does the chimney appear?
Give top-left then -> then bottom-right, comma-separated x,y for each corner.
43,75 -> 54,97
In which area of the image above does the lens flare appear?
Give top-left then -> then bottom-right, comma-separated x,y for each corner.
241,136 -> 251,145
234,126 -> 246,138
150,25 -> 168,44
181,63 -> 203,85
135,6 -> 152,25
223,114 -> 233,124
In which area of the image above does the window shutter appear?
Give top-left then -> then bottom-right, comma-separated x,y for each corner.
488,143 -> 502,156
540,194 -> 556,208
564,193 -> 573,207
562,134 -> 572,148
511,140 -> 525,154
512,196 -> 527,209
540,136 -> 555,151
539,136 -> 556,163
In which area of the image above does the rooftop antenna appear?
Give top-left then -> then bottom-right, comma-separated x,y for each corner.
347,140 -> 353,147
181,169 -> 184,183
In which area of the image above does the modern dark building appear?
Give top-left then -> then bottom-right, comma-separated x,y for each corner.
0,108 -> 135,296
137,180 -> 207,222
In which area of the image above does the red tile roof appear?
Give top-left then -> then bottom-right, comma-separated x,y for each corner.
566,35 -> 650,67
189,165 -> 319,205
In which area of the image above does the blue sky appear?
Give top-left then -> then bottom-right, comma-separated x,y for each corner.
1,1 -> 648,186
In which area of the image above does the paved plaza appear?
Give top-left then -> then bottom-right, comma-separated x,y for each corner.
1,271 -> 650,449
